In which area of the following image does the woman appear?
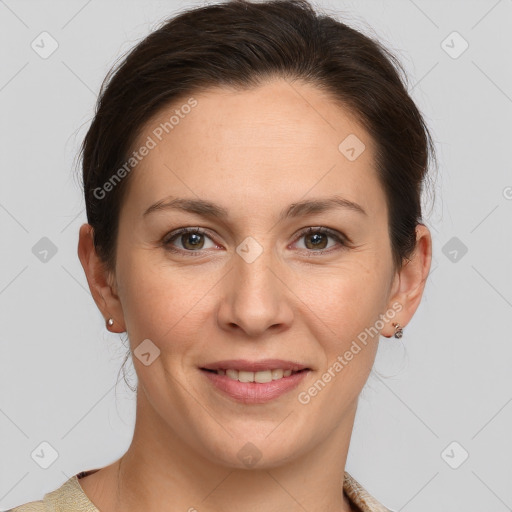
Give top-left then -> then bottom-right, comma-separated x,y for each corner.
10,0 -> 435,510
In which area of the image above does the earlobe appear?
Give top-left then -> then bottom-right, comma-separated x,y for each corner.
77,223 -> 126,333
383,224 -> 432,338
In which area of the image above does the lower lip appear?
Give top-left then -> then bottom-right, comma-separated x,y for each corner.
200,369 -> 309,404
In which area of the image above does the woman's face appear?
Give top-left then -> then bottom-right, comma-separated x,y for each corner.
100,78 -> 422,467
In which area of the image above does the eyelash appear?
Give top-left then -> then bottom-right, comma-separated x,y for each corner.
162,226 -> 351,257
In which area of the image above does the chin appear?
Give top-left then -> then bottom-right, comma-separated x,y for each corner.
197,429 -> 308,470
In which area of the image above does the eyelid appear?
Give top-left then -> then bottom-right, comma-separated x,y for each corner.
161,226 -> 353,257
290,226 -> 351,255
294,226 -> 351,245
162,226 -> 351,254
162,226 -> 349,244
162,227 -> 218,252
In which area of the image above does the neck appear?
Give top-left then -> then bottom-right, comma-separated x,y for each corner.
89,391 -> 359,512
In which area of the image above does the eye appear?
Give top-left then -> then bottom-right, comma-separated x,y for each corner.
162,226 -> 350,256
163,227 -> 218,254
292,227 -> 349,255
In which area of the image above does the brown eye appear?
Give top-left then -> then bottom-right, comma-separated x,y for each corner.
163,228 -> 216,253
294,227 -> 348,254
180,232 -> 205,250
304,231 -> 329,250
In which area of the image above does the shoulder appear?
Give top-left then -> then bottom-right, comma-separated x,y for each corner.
7,485 -> 57,512
7,500 -> 46,512
344,471 -> 396,512
7,470 -> 100,512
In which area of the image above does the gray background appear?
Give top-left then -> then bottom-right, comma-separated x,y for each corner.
1,0 -> 511,510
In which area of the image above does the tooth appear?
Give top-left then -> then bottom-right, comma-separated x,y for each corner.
254,370 -> 273,383
238,370 -> 254,382
271,369 -> 284,380
226,369 -> 239,380
219,368 -> 297,382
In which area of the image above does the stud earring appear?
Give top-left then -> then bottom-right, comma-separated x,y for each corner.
107,318 -> 114,327
392,322 -> 403,339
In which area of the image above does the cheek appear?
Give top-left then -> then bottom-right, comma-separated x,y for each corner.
304,268 -> 386,407
298,258 -> 389,333
116,250 -> 216,351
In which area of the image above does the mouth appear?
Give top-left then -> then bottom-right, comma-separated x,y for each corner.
200,367 -> 309,383
199,359 -> 311,403
200,359 -> 310,382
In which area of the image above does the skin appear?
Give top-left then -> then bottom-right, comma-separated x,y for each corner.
78,77 -> 431,512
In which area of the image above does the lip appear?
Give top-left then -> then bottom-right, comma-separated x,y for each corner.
201,367 -> 310,404
200,359 -> 309,372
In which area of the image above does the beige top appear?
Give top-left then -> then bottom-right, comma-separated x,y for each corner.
8,469 -> 394,512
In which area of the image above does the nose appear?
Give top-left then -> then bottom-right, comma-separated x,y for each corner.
216,244 -> 294,338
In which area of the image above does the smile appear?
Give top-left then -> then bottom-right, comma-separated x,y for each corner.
204,368 -> 305,383
200,368 -> 310,403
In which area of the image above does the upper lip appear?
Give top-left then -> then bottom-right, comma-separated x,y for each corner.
201,359 -> 309,372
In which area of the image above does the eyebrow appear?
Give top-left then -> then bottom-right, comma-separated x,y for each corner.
143,195 -> 367,221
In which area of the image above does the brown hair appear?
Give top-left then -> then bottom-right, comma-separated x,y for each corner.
79,0 -> 436,274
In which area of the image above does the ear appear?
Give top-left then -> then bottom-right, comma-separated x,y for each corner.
77,223 -> 126,333
382,223 -> 432,338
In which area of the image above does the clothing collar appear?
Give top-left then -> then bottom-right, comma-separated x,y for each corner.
41,468 -> 393,512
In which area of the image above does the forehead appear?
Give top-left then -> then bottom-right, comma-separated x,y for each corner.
123,79 -> 385,220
